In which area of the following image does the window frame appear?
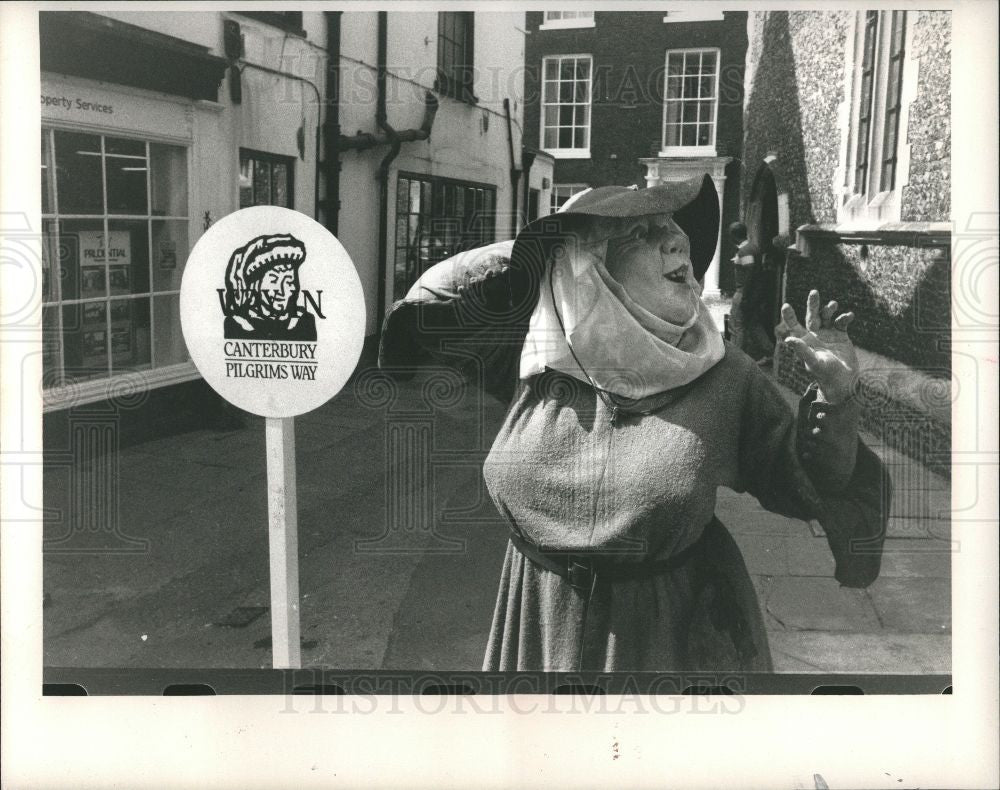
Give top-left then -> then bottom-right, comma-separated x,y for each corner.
238,148 -> 296,210
839,10 -> 913,225
549,183 -> 589,215
540,53 -> 594,159
436,12 -> 477,103
539,11 -> 596,30
392,172 -> 497,300
660,47 -> 721,157
40,124 -> 194,403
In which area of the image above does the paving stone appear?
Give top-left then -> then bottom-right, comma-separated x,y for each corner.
868,577 -> 951,634
891,485 -> 952,520
878,540 -> 953,578
768,631 -> 951,674
765,576 -> 881,632
732,534 -> 786,576
786,536 -> 836,577
887,516 -> 951,540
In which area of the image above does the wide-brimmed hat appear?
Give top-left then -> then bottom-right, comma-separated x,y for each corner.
379,174 -> 720,398
511,173 -> 718,285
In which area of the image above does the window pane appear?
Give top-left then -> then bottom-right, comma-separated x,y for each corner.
666,76 -> 683,100
61,220 -> 105,301
684,76 -> 699,98
664,124 -> 681,147
54,131 -> 103,215
574,128 -> 587,149
239,156 -> 254,208
105,153 -> 149,215
543,81 -> 558,102
63,302 -> 108,382
108,220 -> 150,295
150,143 -> 188,216
667,55 -> 683,76
42,220 -> 58,303
575,60 -> 590,79
544,128 -> 558,148
701,51 -> 717,70
106,137 -> 145,157
272,162 -> 291,207
42,305 -> 61,387
560,60 -> 576,80
560,81 -> 575,102
110,297 -> 151,372
151,220 -> 188,292
682,125 -> 697,146
253,159 -> 272,206
698,124 -> 712,146
559,127 -> 574,147
545,60 -> 558,79
41,131 -> 54,215
153,294 -> 188,366
409,179 -> 421,214
574,80 -> 589,102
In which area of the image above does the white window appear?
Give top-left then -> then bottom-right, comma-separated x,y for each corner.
540,11 -> 595,30
839,11 -> 913,224
549,184 -> 589,214
541,54 -> 592,158
661,48 -> 720,156
662,11 -> 725,23
40,127 -> 191,402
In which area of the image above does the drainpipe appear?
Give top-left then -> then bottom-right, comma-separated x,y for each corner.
503,98 -> 520,234
521,149 -> 536,223
374,11 -> 395,334
323,11 -> 342,234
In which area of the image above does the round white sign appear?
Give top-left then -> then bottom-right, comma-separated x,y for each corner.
180,207 -> 366,418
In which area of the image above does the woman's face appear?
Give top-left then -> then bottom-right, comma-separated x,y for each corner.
604,217 -> 698,325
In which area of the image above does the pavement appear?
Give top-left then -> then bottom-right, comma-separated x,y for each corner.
42,348 -> 952,675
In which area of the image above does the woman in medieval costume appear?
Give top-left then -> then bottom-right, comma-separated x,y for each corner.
379,175 -> 888,672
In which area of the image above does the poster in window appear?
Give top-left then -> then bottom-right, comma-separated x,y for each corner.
82,330 -> 106,365
111,326 -> 133,360
83,303 -> 104,326
109,266 -> 130,294
110,301 -> 130,323
159,240 -> 177,270
81,268 -> 105,298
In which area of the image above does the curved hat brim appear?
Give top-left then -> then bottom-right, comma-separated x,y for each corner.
505,174 -> 720,319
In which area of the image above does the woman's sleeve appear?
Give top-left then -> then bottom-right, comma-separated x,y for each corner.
735,365 -> 891,588
377,241 -> 531,404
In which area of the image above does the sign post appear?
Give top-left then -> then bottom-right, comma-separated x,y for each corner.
266,417 -> 300,668
180,207 -> 365,669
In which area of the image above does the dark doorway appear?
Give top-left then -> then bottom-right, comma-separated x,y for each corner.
746,166 -> 783,335
528,188 -> 540,223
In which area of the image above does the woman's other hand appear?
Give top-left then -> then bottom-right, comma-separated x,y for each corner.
779,290 -> 858,404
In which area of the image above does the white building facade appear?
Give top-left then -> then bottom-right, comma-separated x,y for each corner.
39,10 -> 526,413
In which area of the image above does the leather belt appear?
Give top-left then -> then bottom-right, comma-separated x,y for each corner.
507,519 -> 715,593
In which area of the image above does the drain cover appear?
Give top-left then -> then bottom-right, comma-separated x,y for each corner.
214,605 -> 268,628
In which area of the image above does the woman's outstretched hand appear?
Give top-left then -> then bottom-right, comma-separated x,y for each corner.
778,290 -> 858,404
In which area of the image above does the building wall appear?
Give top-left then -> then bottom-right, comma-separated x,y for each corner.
40,9 -> 527,421
523,11 -> 748,290
742,10 -> 951,372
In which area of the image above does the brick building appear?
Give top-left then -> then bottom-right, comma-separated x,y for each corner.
741,10 -> 952,472
522,9 -> 748,295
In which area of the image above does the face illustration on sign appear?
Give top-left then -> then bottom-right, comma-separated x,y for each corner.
220,234 -> 322,341
181,206 -> 366,418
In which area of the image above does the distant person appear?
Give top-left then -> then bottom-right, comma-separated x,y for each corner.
728,221 -> 773,365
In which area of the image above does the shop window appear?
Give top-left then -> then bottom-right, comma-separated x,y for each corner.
540,11 -> 595,30
549,184 -> 589,214
840,11 -> 911,223
437,12 -> 475,102
239,150 -> 294,209
541,54 -> 592,158
661,48 -> 720,155
393,174 -> 496,299
40,128 -> 190,393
